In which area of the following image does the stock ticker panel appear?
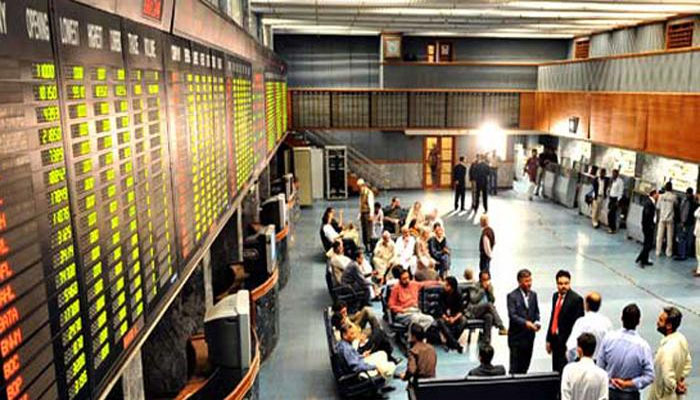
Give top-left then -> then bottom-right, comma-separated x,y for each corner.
166,39 -> 230,266
0,0 -> 284,399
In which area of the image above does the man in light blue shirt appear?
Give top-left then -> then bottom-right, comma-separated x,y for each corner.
597,304 -> 654,400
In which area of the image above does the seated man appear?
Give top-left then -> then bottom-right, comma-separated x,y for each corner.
373,231 -> 398,279
400,324 -> 436,382
341,250 -> 374,304
331,302 -> 400,364
467,343 -> 506,377
394,227 -> 417,271
462,268 -> 476,284
436,277 -> 467,352
327,240 -> 352,284
383,197 -> 404,234
336,323 -> 397,380
428,225 -> 451,277
414,262 -> 439,282
388,269 -> 439,331
467,271 -> 507,344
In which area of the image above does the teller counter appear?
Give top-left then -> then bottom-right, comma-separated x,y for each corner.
276,224 -> 291,290
626,202 -> 645,243
175,332 -> 262,400
251,267 -> 280,362
542,169 -> 557,200
553,171 -> 578,208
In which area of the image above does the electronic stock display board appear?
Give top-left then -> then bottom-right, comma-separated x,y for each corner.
0,1 -> 286,399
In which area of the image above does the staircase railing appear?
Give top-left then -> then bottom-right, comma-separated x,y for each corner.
302,130 -> 391,190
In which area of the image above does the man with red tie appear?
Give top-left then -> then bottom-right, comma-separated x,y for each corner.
546,270 -> 584,374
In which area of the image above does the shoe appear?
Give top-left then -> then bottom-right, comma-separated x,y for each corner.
643,262 -> 653,266
693,272 -> 700,277
607,229 -> 615,234
498,328 -> 508,336
390,357 -> 403,365
381,385 -> 397,393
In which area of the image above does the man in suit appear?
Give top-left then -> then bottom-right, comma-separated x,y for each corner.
507,268 -> 541,373
591,168 -> 610,229
453,156 -> 467,212
546,270 -> 585,374
471,154 -> 491,214
636,189 -> 659,268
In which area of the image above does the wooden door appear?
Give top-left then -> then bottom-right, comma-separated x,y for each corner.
423,136 -> 454,189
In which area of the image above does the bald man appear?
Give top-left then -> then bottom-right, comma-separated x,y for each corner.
565,292 -> 613,362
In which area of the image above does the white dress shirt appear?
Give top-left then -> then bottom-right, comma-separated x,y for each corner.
648,331 -> 692,400
694,207 -> 700,237
323,223 -> 340,243
561,357 -> 609,400
566,311 -> 613,362
609,178 -> 624,199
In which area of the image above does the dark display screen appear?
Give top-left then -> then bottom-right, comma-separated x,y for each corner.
0,1 -> 285,399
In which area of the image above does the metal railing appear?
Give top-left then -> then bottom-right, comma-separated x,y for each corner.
303,130 -> 390,190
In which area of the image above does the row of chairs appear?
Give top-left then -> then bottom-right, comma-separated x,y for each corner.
380,282 -> 486,351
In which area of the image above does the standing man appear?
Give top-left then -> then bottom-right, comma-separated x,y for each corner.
561,333 -> 609,400
428,145 -> 440,189
566,292 -> 613,363
469,155 -> 478,212
608,169 -> 625,234
507,269 -> 541,374
399,324 -> 437,383
479,214 -> 495,273
656,182 -> 677,258
591,168 -> 610,229
546,270 -> 585,374
636,190 -> 659,268
357,179 -> 374,251
472,154 -> 490,214
675,188 -> 697,261
453,156 -> 468,212
597,303 -> 654,400
525,149 -> 539,201
488,151 -> 499,195
648,307 -> 692,400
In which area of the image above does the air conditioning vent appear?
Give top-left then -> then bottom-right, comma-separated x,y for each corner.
666,21 -> 694,49
574,39 -> 590,59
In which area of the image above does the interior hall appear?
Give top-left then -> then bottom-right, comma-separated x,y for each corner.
1,1 -> 700,400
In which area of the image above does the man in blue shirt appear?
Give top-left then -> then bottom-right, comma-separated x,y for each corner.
336,323 -> 396,379
597,303 -> 654,400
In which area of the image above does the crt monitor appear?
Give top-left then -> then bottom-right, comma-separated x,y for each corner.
260,193 -> 287,232
243,224 -> 276,275
204,290 -> 252,369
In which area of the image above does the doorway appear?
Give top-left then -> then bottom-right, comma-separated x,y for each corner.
423,136 -> 454,189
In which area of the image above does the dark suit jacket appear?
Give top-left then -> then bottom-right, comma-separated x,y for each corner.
591,177 -> 610,198
507,288 -> 540,346
641,196 -> 656,233
468,364 -> 506,377
453,164 -> 467,187
545,290 -> 584,344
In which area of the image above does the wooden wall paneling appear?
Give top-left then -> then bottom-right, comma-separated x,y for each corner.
534,92 -> 550,132
609,94 -> 647,150
589,93 -> 613,144
519,92 -> 535,129
646,94 -> 700,161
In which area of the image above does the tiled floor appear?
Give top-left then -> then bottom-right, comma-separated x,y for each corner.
259,187 -> 700,399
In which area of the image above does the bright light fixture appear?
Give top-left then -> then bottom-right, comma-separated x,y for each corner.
477,122 -> 507,160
